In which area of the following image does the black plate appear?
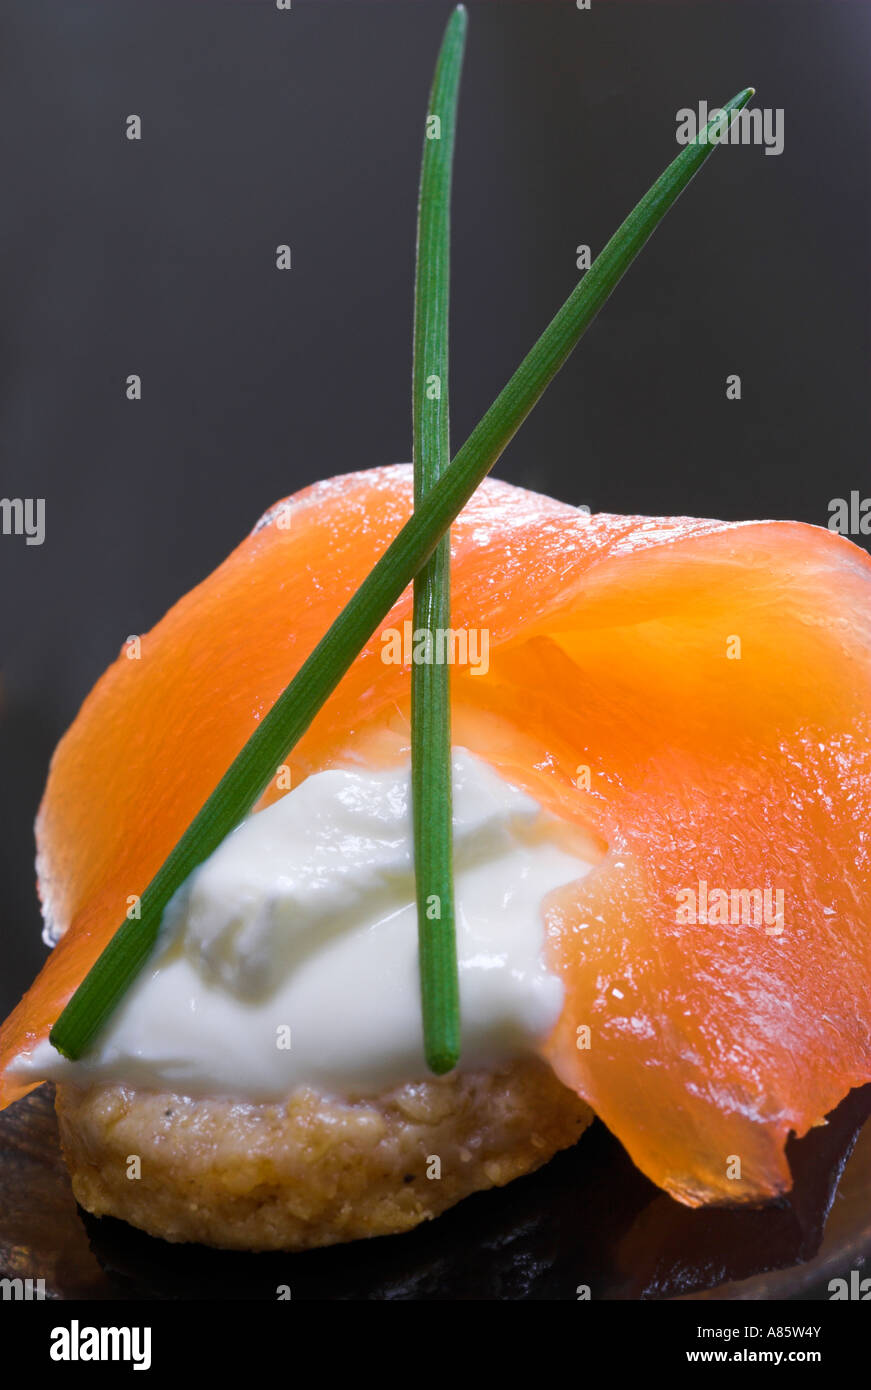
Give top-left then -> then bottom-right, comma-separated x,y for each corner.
2,1083 -> 870,1300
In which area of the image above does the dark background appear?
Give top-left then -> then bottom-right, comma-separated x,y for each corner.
1,0 -> 869,1011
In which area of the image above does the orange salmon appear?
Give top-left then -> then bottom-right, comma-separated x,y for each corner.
2,464 -> 870,1207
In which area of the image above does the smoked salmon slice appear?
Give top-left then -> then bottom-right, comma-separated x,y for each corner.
2,464 -> 870,1208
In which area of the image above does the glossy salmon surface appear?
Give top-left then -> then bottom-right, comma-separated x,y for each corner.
3,465 -> 870,1207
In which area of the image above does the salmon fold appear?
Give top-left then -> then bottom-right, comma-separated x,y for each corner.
3,464 -> 870,1208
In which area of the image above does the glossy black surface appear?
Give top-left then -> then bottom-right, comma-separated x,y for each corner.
3,1085 -> 870,1300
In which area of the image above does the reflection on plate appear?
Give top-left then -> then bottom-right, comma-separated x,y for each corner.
1,1083 -> 869,1301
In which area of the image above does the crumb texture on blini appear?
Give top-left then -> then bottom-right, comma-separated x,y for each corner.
55,1059 -> 592,1251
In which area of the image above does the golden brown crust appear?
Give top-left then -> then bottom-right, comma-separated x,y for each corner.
55,1059 -> 591,1251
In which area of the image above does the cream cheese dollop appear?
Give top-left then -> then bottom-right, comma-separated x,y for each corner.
17,750 -> 594,1099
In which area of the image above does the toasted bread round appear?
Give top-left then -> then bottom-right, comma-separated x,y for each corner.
55,1058 -> 592,1251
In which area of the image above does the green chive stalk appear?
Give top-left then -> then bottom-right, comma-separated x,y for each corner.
50,83 -> 754,1062
411,5 -> 467,1075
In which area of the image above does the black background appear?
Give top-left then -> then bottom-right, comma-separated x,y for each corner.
1,0 -> 869,1009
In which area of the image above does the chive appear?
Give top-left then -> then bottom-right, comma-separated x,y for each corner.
50,85 -> 754,1061
412,6 -> 467,1075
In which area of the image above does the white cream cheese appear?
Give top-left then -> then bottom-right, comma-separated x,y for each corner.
17,749 -> 594,1100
